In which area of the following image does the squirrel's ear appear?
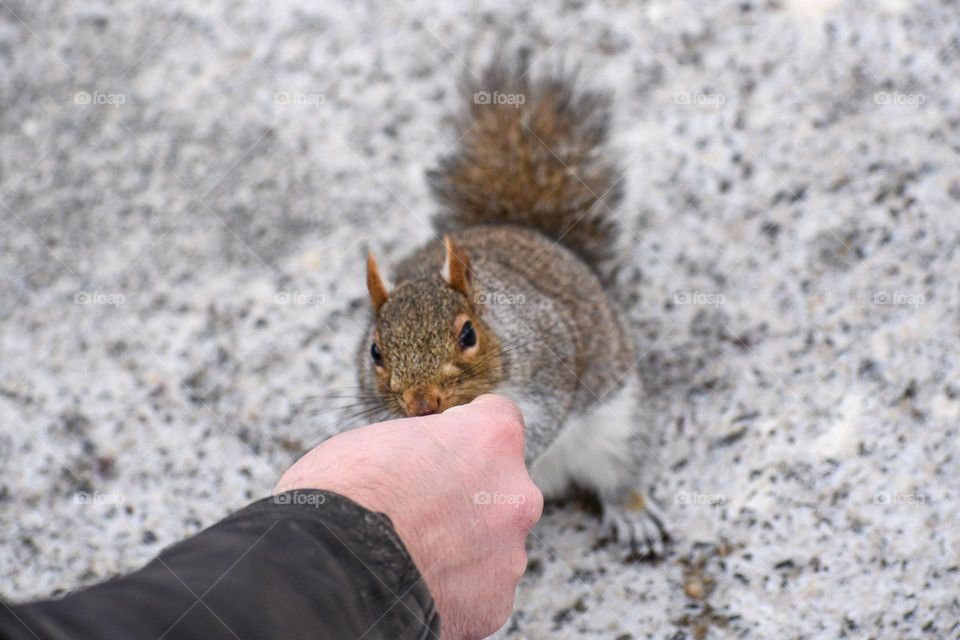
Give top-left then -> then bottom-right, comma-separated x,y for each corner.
366,251 -> 389,313
442,235 -> 472,296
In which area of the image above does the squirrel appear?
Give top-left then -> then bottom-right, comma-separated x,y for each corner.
355,57 -> 668,557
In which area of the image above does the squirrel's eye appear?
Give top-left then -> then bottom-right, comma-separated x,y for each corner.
458,321 -> 477,350
370,342 -> 384,367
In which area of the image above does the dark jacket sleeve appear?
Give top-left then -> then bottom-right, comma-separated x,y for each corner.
0,490 -> 439,640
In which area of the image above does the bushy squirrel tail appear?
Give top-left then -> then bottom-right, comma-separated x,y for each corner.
428,55 -> 624,268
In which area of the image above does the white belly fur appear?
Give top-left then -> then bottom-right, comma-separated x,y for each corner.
526,376 -> 638,499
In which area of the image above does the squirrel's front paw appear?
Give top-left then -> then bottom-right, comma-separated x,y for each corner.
599,490 -> 669,560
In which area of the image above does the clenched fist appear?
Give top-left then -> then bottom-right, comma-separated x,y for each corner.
275,394 -> 544,639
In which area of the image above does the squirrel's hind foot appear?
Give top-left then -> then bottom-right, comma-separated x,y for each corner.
599,490 -> 670,560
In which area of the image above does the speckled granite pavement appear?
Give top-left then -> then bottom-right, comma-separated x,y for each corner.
1,0 -> 959,637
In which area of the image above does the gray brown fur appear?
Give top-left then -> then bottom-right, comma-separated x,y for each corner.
353,56 -> 668,557
388,226 -> 636,461
428,56 -> 624,269
356,61 -> 636,464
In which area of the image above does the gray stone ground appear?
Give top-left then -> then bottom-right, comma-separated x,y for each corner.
2,0 -> 960,637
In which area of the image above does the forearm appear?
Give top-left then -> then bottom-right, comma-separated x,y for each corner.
0,490 -> 438,640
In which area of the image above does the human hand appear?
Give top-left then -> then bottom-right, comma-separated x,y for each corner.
275,394 -> 543,639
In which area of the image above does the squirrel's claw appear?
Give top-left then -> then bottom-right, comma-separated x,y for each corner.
600,491 -> 670,561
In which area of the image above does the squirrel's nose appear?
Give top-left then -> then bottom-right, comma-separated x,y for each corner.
403,387 -> 443,417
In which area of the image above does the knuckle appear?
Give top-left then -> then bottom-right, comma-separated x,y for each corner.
523,484 -> 544,527
511,547 -> 529,577
474,394 -> 525,430
484,403 -> 525,451
455,395 -> 526,455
